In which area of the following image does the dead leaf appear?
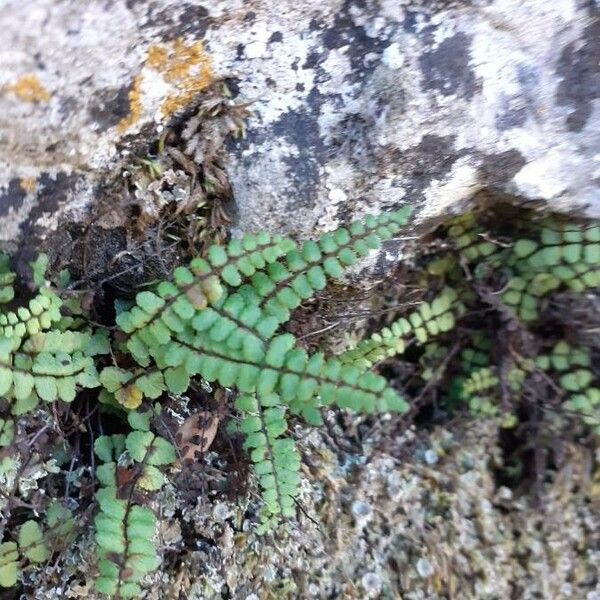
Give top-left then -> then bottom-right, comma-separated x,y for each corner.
175,411 -> 219,466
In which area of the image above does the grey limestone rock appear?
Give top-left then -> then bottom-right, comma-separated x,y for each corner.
0,0 -> 598,255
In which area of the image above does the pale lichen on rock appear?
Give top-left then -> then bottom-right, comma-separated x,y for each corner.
0,0 -> 598,253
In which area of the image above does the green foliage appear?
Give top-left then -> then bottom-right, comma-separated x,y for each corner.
0,505 -> 75,588
235,393 -> 301,532
0,285 -> 104,415
340,287 -> 463,370
0,543 -> 18,588
0,253 -> 16,304
417,210 -> 600,431
96,208 -> 413,533
1,203 -> 598,599
93,408 -> 174,597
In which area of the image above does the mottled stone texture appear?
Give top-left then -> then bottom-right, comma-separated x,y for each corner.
0,0 -> 599,248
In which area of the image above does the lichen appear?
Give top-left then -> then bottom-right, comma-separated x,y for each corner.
116,39 -> 214,133
116,74 -> 143,133
19,177 -> 37,194
3,74 -> 50,103
150,38 -> 214,118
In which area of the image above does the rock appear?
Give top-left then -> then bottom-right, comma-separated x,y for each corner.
416,557 -> 435,578
0,0 -> 598,259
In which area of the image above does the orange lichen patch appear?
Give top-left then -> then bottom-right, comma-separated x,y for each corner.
115,39 -> 213,133
4,74 -> 51,103
146,38 -> 213,118
116,74 -> 143,133
19,177 -> 37,193
146,44 -> 169,70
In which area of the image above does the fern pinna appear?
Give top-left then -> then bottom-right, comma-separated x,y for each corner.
103,207 -> 412,529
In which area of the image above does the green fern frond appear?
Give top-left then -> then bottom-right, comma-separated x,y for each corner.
93,409 -> 174,596
235,393 -> 300,532
0,288 -> 62,345
248,208 -> 412,323
94,490 -> 159,599
115,232 -> 296,344
0,505 -> 74,589
0,335 -> 100,413
339,287 -> 462,371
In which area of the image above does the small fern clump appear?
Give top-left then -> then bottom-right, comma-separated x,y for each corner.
101,207 -> 413,530
410,208 -> 600,435
0,502 -> 74,588
0,199 -> 598,599
0,255 -> 105,446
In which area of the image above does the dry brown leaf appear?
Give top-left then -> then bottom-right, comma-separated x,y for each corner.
175,411 -> 219,465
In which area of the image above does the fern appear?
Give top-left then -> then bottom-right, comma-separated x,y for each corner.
96,207 -> 413,529
0,504 -> 74,588
1,201 -> 595,598
235,393 -> 301,533
93,408 -> 175,597
339,287 -> 463,371
0,253 -> 16,304
420,211 -> 600,429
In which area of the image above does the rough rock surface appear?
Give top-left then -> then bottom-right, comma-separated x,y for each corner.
26,420 -> 600,599
1,0 -> 599,254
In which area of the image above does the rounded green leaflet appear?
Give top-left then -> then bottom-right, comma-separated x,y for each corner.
301,239 -> 322,263
136,371 -> 165,399
221,264 -> 242,286
584,226 -> 600,242
306,266 -> 326,290
237,364 -> 260,391
0,542 -> 19,588
562,244 -> 582,264
245,431 -> 268,449
18,521 -> 49,563
284,249 -> 306,272
333,227 -> 351,245
408,312 -> 422,328
263,297 -> 289,323
208,317 -> 236,342
241,415 -> 262,434
583,243 -> 600,264
513,239 -> 538,258
296,377 -> 318,402
0,367 -> 12,396
265,334 -> 295,368
502,289 -> 521,305
136,291 -> 165,315
563,228 -> 583,243
251,272 -> 275,296
582,270 -> 600,288
419,302 -> 433,321
349,219 -> 366,235
267,262 -> 290,282
172,266 -> 194,288
56,377 -> 77,402
35,376 -> 57,402
276,287 -> 301,310
258,369 -> 279,396
284,347 -> 307,373
249,251 -> 266,270
235,394 -> 258,412
207,244 -> 228,267
290,274 -> 313,299
319,233 -> 338,253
